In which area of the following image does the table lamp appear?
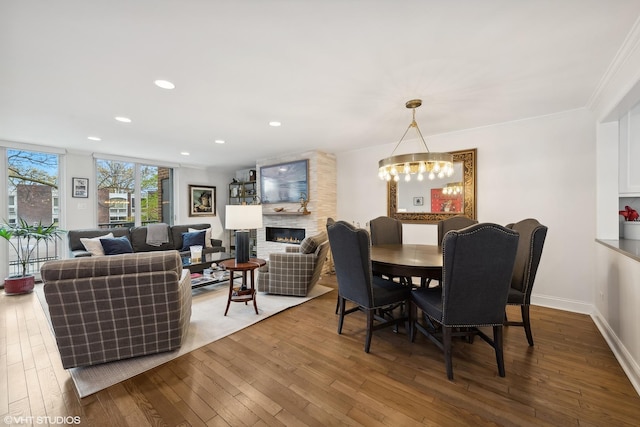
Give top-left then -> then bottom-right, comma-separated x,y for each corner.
225,204 -> 263,263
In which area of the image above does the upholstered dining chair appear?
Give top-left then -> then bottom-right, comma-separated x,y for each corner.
504,218 -> 548,346
437,215 -> 479,245
369,216 -> 403,245
410,223 -> 519,380
327,219 -> 412,353
369,215 -> 414,286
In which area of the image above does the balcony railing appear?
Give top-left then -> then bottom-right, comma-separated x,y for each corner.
7,239 -> 60,279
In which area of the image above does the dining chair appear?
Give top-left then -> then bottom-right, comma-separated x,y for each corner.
369,215 -> 414,287
437,215 -> 479,245
410,223 -> 519,380
327,220 -> 411,353
504,218 -> 548,346
369,216 -> 403,245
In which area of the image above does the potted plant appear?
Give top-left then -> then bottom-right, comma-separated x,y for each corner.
619,206 -> 640,240
1,218 -> 65,295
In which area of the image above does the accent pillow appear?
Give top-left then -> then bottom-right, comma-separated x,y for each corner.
100,236 -> 134,255
80,232 -> 114,256
181,230 -> 206,251
189,227 -> 213,248
299,236 -> 319,254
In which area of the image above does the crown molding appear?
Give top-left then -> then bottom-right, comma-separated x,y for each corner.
587,15 -> 640,113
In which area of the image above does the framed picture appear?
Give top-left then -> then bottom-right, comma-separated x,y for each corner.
189,185 -> 216,216
260,159 -> 308,204
413,196 -> 424,206
72,177 -> 89,198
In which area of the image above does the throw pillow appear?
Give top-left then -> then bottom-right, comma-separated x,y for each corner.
100,236 -> 134,255
189,227 -> 213,248
299,236 -> 319,254
80,232 -> 114,256
181,230 -> 206,251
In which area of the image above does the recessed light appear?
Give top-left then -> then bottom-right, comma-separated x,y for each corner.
115,116 -> 132,123
88,136 -> 101,141
269,121 -> 281,127
214,140 -> 225,144
180,152 -> 190,156
154,79 -> 175,90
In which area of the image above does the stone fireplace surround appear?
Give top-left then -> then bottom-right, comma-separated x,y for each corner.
255,151 -> 337,260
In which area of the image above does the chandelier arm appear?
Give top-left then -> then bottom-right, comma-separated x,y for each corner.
389,123 -> 414,157
413,123 -> 431,153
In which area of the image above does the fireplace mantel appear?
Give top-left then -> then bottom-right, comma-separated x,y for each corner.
263,211 -> 311,216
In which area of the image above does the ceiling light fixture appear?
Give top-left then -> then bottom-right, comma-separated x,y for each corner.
154,79 -> 175,89
378,99 -> 453,182
115,116 -> 132,123
180,152 -> 190,156
269,121 -> 281,127
87,136 -> 101,141
214,139 -> 225,144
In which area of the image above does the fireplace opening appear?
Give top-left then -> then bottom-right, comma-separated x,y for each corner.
266,227 -> 305,244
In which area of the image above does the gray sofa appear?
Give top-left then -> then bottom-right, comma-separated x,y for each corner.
68,223 -> 223,258
41,251 -> 192,368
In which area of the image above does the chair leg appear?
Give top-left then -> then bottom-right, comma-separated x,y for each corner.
335,293 -> 340,314
494,325 -> 506,377
364,309 -> 374,353
409,302 -> 417,342
443,327 -> 454,380
522,305 -> 534,346
337,297 -> 346,334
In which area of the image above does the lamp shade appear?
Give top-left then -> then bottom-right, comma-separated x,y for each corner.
225,205 -> 263,230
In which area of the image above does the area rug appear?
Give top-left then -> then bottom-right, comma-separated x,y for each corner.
36,283 -> 332,397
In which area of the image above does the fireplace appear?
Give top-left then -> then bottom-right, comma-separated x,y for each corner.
266,227 -> 306,244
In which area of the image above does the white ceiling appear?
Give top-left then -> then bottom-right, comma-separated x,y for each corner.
2,1 -> 640,170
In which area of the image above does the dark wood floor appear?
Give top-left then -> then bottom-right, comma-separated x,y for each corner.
2,274 -> 640,426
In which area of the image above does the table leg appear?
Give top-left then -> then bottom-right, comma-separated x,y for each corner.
251,270 -> 258,314
224,269 -> 233,316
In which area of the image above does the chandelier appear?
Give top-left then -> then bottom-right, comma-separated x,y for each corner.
442,182 -> 463,195
378,99 -> 454,182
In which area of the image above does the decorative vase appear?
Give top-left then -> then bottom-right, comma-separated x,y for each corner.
623,221 -> 640,240
3,275 -> 35,295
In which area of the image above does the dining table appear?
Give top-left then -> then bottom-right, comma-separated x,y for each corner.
370,244 -> 443,283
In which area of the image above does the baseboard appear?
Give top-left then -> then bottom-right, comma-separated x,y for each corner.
532,293 -> 640,397
591,308 -> 640,397
531,294 -> 593,314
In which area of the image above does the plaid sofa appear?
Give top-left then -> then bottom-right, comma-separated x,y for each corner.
41,251 -> 192,369
257,231 -> 330,296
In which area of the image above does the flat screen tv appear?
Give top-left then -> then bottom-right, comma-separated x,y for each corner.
260,159 -> 308,204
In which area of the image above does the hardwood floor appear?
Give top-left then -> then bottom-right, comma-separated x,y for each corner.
2,275 -> 640,426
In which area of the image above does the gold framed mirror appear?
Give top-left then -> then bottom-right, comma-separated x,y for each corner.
387,148 -> 476,223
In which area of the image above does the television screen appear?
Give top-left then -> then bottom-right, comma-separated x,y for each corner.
260,159 -> 308,204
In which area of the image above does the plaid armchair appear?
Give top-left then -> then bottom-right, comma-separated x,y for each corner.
41,251 -> 192,369
257,231 -> 330,296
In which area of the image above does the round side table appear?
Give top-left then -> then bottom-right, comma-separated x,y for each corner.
220,258 -> 266,316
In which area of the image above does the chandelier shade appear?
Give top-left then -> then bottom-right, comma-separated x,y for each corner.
378,99 -> 454,182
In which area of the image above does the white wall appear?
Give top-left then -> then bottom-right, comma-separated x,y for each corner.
175,166 -> 231,245
337,108 -> 596,312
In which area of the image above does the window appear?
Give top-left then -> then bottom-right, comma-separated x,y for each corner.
5,149 -> 61,275
96,159 -> 173,228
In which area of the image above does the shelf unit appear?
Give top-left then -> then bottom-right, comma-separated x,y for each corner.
229,181 -> 257,204
228,180 -> 258,256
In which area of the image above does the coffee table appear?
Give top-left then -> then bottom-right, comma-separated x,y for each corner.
182,252 -> 235,289
181,251 -> 233,273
